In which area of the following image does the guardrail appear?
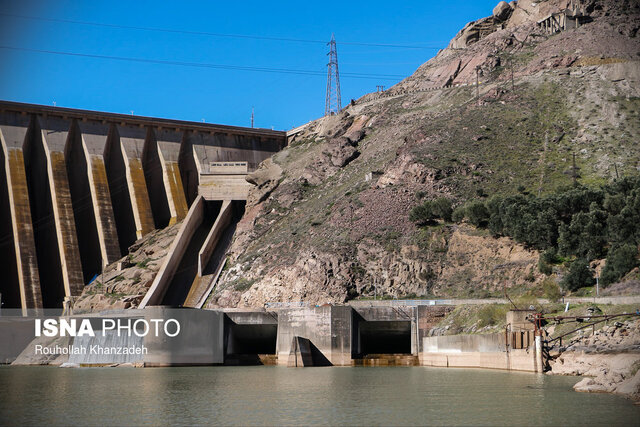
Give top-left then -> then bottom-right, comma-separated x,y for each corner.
264,301 -> 312,309
351,299 -> 454,307
264,299 -> 455,309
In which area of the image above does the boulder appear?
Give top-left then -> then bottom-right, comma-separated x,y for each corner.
325,139 -> 360,168
493,1 -> 513,21
245,158 -> 283,206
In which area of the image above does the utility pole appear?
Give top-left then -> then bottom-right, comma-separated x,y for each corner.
510,58 -> 515,92
572,153 -> 578,187
475,66 -> 481,106
251,107 -> 254,128
325,33 -> 342,116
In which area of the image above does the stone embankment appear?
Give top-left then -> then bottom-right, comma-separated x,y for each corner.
549,318 -> 640,403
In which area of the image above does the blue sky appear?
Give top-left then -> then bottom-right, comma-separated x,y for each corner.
0,1 -> 498,130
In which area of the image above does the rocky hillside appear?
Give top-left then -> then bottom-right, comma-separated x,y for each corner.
207,0 -> 640,308
73,224 -> 181,313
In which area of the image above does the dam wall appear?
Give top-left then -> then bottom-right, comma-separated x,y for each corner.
420,332 -> 540,372
0,101 -> 286,310
3,306 -> 540,371
276,306 -> 353,366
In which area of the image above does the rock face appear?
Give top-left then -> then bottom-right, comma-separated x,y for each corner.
209,0 -> 640,309
210,222 -> 542,308
493,1 -> 513,21
73,224 -> 181,313
245,158 -> 283,206
550,319 -> 640,402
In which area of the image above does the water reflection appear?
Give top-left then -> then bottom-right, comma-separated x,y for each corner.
0,366 -> 637,426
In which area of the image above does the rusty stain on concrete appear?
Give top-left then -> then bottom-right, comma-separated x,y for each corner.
166,161 -> 188,223
7,148 -> 43,308
49,151 -> 84,296
128,157 -> 155,237
90,155 -> 121,263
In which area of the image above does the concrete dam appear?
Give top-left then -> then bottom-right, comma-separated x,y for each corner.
0,100 -> 286,310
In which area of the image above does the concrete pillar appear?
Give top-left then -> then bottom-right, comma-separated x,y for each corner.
23,115 -> 65,307
34,116 -> 84,300
179,132 -> 203,205
535,334 -> 543,373
154,128 -> 188,222
61,120 -> 108,284
142,128 -> 172,229
143,128 -> 188,227
75,120 -> 122,263
0,113 -> 42,309
276,306 -> 353,366
106,124 -> 154,248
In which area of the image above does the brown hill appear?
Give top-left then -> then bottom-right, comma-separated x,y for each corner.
207,0 -> 640,308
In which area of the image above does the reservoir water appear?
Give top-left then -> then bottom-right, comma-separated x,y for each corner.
1,366 -> 638,426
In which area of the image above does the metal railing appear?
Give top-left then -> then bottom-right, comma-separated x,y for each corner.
264,301 -> 311,309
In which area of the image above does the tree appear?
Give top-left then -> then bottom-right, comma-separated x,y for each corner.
452,205 -> 466,223
561,258 -> 595,292
409,203 -> 436,226
558,205 -> 608,260
601,244 -> 639,286
486,195 -> 505,236
432,198 -> 453,222
409,198 -> 453,225
465,200 -> 489,227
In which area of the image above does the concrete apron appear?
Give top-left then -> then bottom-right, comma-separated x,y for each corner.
5,306 -> 541,372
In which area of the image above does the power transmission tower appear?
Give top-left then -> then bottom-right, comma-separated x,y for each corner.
325,33 -> 342,116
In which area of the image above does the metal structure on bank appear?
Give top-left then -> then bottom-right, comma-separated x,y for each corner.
325,34 -> 342,116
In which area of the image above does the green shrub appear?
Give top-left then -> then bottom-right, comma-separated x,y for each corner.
452,206 -> 466,223
409,198 -> 453,225
433,198 -> 453,222
601,244 -> 639,286
465,200 -> 490,227
541,278 -> 562,302
561,258 -> 595,291
409,203 -> 436,225
542,248 -> 560,264
538,257 -> 553,275
477,304 -> 509,327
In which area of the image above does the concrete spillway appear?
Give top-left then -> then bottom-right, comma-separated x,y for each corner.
0,100 -> 286,310
140,198 -> 243,308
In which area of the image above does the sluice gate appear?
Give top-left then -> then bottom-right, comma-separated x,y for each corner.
0,101 -> 286,310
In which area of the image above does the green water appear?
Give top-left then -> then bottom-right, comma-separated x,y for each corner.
0,366 -> 638,426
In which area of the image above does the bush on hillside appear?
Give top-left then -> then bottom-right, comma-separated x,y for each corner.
601,244 -> 640,287
541,278 -> 562,302
465,200 -> 490,227
452,205 -> 466,223
409,198 -> 452,225
561,258 -> 595,292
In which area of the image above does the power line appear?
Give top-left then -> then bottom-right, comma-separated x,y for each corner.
0,12 -> 444,50
0,45 -> 405,81
325,34 -> 341,115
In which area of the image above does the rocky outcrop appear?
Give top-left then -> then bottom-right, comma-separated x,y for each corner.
212,223 -> 542,307
324,137 -> 360,168
73,223 -> 181,313
550,319 -> 640,402
246,158 -> 283,206
493,1 -> 514,21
